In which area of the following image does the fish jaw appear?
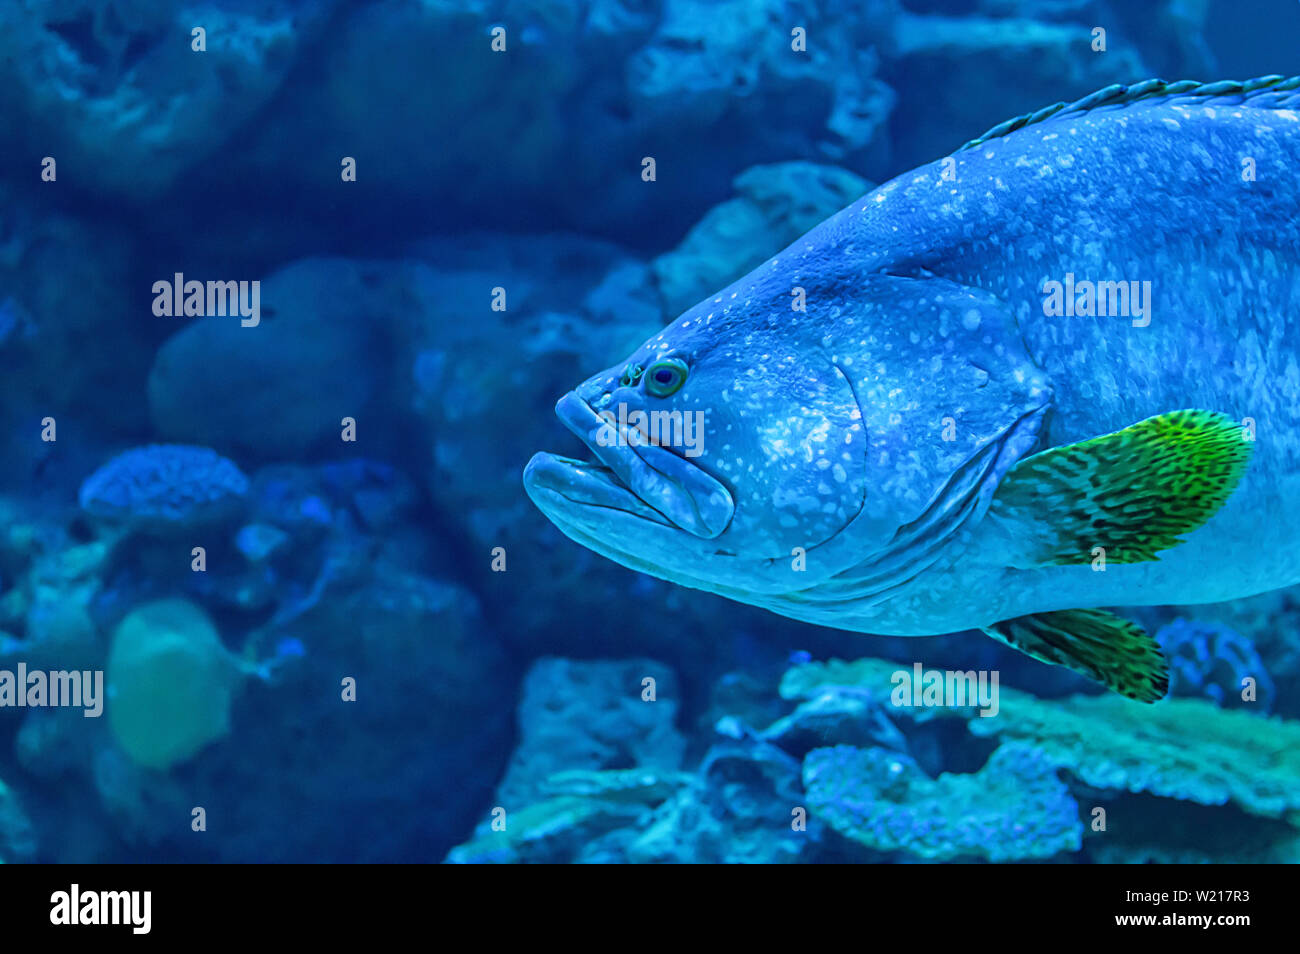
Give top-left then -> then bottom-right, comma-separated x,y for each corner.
526,391 -> 736,541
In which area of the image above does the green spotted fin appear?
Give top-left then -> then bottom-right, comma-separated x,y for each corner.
989,409 -> 1252,567
984,609 -> 1169,703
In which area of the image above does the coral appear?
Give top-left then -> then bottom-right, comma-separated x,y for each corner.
803,742 -> 1081,861
760,688 -> 911,753
1155,617 -> 1275,712
447,737 -> 814,864
78,445 -> 249,529
232,523 -> 290,564
447,768 -> 693,864
781,655 -> 1300,833
781,656 -> 929,711
445,794 -> 649,865
540,768 -> 694,803
491,657 -> 686,808
106,598 -> 241,771
966,693 -> 1300,824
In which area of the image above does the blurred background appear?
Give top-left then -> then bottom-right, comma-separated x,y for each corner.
1,0 -> 1298,863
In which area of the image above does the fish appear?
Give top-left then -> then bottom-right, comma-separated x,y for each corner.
524,76 -> 1300,702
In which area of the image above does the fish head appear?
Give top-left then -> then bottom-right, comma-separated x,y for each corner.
525,263 -> 1051,602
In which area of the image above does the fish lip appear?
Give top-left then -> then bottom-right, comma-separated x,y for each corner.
522,452 -> 676,530
544,391 -> 736,539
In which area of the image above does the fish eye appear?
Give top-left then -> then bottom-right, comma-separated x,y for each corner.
644,358 -> 688,398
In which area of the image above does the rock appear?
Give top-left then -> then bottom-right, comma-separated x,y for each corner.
0,0 -> 337,201
196,0 -> 898,248
887,13 -> 1149,169
148,259 -> 395,461
650,161 -> 873,316
0,777 -> 38,862
190,565 -> 511,862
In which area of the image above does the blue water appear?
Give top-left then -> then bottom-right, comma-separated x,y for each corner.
0,0 -> 1297,864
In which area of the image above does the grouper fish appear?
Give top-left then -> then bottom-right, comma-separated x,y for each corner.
524,76 -> 1300,701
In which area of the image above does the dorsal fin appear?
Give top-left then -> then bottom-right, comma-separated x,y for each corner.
958,74 -> 1300,152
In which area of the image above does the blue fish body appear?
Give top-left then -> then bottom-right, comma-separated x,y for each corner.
526,77 -> 1300,698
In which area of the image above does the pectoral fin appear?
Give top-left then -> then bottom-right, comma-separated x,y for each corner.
990,409 -> 1251,566
984,609 -> 1168,702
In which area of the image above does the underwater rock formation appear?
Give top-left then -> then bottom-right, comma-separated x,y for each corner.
195,563 -> 512,862
486,657 -> 686,809
148,259 -> 389,461
447,666 -> 817,863
0,186 -> 144,485
209,0 -> 898,246
650,161 -> 873,317
447,657 -> 685,862
0,776 -> 38,863
0,0 -> 337,200
888,11 -> 1149,169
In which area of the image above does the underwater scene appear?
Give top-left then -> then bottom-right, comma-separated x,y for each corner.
0,0 -> 1299,867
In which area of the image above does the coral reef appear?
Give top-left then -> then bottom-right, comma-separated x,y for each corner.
777,655 -> 1300,861
803,742 -> 1082,861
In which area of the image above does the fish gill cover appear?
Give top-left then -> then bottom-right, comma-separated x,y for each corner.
0,0 -> 1295,877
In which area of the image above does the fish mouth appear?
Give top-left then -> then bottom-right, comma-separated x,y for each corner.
524,392 -> 735,539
